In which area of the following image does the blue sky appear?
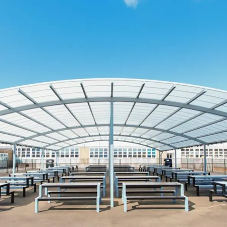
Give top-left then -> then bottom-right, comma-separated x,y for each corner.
0,0 -> 227,90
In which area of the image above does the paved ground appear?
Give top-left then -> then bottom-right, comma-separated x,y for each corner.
1,180 -> 227,227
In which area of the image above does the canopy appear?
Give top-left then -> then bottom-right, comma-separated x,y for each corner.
0,78 -> 227,151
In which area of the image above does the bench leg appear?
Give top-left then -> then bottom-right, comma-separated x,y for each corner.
48,191 -> 51,203
34,183 -> 37,193
124,197 -> 127,212
23,188 -> 26,197
196,186 -> 200,196
45,187 -> 48,196
35,198 -> 39,213
185,182 -> 188,191
11,192 -> 14,203
209,191 -> 213,202
96,197 -> 100,212
185,197 -> 189,212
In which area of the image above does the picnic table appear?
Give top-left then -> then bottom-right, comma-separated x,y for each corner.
209,181 -> 227,201
115,176 -> 160,197
0,176 -> 35,197
60,175 -> 106,197
35,182 -> 102,213
0,183 -> 14,203
122,182 -> 188,212
70,172 -> 107,177
114,172 -> 149,177
187,175 -> 227,196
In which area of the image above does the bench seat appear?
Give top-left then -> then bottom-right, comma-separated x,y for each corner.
37,196 -> 97,201
0,191 -> 14,203
126,196 -> 185,199
126,190 -> 175,194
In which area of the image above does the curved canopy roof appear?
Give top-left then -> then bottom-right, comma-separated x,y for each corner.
0,78 -> 227,151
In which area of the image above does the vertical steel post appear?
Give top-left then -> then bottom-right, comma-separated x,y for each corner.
41,149 -> 44,170
56,151 -> 59,166
109,98 -> 114,208
175,149 -> 177,168
12,144 -> 16,175
204,144 -> 207,173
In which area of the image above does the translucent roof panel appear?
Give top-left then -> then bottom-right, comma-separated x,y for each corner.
0,78 -> 227,151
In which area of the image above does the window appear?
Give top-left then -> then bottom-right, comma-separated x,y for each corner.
52,152 -> 55,158
36,152 -> 40,158
133,151 -> 137,158
99,151 -> 103,158
60,151 -> 64,158
26,152 -> 30,158
123,151 -> 127,158
70,151 -> 74,157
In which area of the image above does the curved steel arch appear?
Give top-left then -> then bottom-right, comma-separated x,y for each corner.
41,134 -> 177,149
52,139 -> 164,151
15,123 -> 205,145
1,97 -> 227,118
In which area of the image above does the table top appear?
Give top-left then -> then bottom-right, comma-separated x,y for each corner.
213,181 -> 227,185
189,175 -> 227,178
123,182 -> 182,186
170,169 -> 194,172
41,182 -> 100,187
24,173 -> 46,175
62,176 -> 105,179
115,172 -> 149,174
0,182 -> 9,187
173,171 -> 205,174
71,172 -> 106,174
116,176 -> 159,179
0,176 -> 33,180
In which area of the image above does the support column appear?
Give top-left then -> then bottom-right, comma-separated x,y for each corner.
109,99 -> 114,208
41,149 -> 44,170
12,144 -> 16,175
56,151 -> 59,166
175,149 -> 177,168
204,144 -> 207,173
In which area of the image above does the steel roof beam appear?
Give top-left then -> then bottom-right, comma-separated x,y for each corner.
14,123 -> 204,144
126,86 -> 176,139
49,84 -> 90,141
52,139 -> 159,151
42,133 -> 176,149
80,83 -> 100,139
1,97 -> 227,118
18,88 -> 80,144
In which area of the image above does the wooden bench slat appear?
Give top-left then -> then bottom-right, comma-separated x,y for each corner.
37,196 -> 97,201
